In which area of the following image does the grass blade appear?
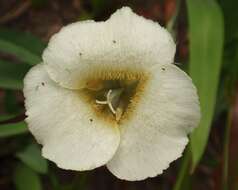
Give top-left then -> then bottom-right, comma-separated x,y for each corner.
0,39 -> 41,65
173,148 -> 191,190
13,163 -> 42,190
17,143 -> 48,174
0,121 -> 28,138
0,60 -> 30,90
0,28 -> 45,65
186,0 -> 224,170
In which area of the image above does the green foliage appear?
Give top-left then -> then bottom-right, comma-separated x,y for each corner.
0,28 -> 45,65
31,0 -> 48,8
79,11 -> 94,21
173,149 -> 191,190
17,144 -> 48,174
0,60 -> 30,90
220,1 -> 238,189
4,90 -> 21,113
0,115 -> 15,121
0,2 -> 236,189
187,0 -> 224,169
91,0 -> 110,17
0,119 -> 28,138
13,163 -> 42,190
220,0 -> 238,43
220,0 -> 238,97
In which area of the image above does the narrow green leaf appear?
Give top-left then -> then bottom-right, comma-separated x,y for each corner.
0,28 -> 45,56
0,39 -> 41,65
0,28 -> 46,65
0,121 -> 28,138
220,0 -> 238,92
173,149 -> 191,190
17,144 -> 48,174
4,90 -> 21,113
31,0 -> 48,8
0,60 -> 30,89
187,0 -> 224,169
13,163 -> 42,190
91,0 -> 109,16
79,10 -> 93,21
0,115 -> 11,121
220,0 -> 238,43
219,1 -> 238,187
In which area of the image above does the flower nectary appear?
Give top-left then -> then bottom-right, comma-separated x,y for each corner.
82,70 -> 149,124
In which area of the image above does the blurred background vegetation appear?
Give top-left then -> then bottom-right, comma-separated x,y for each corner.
0,0 -> 237,190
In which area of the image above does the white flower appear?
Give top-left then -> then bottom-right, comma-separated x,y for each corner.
23,7 -> 200,181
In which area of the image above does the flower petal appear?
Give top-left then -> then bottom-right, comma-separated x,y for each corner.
43,7 -> 176,89
107,7 -> 175,66
106,64 -> 200,181
23,64 -> 120,170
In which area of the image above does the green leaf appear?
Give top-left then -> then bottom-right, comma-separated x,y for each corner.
0,39 -> 40,65
17,144 -> 48,174
13,163 -> 42,190
79,10 -> 93,21
0,121 -> 28,138
4,90 -> 21,113
220,0 -> 238,43
0,60 -> 30,89
220,0 -> 238,94
187,0 -> 224,169
173,149 -> 191,190
31,0 -> 48,8
0,27 -> 46,65
0,115 -> 16,121
91,0 -> 109,16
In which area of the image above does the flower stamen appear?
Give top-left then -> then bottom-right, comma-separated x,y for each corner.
95,100 -> 108,105
95,88 -> 123,117
83,75 -> 146,123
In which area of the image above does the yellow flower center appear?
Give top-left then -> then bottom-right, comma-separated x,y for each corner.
80,70 -> 149,124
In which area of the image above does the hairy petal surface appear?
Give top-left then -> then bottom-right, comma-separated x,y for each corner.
107,64 -> 200,181
42,7 -> 176,89
24,64 -> 120,170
